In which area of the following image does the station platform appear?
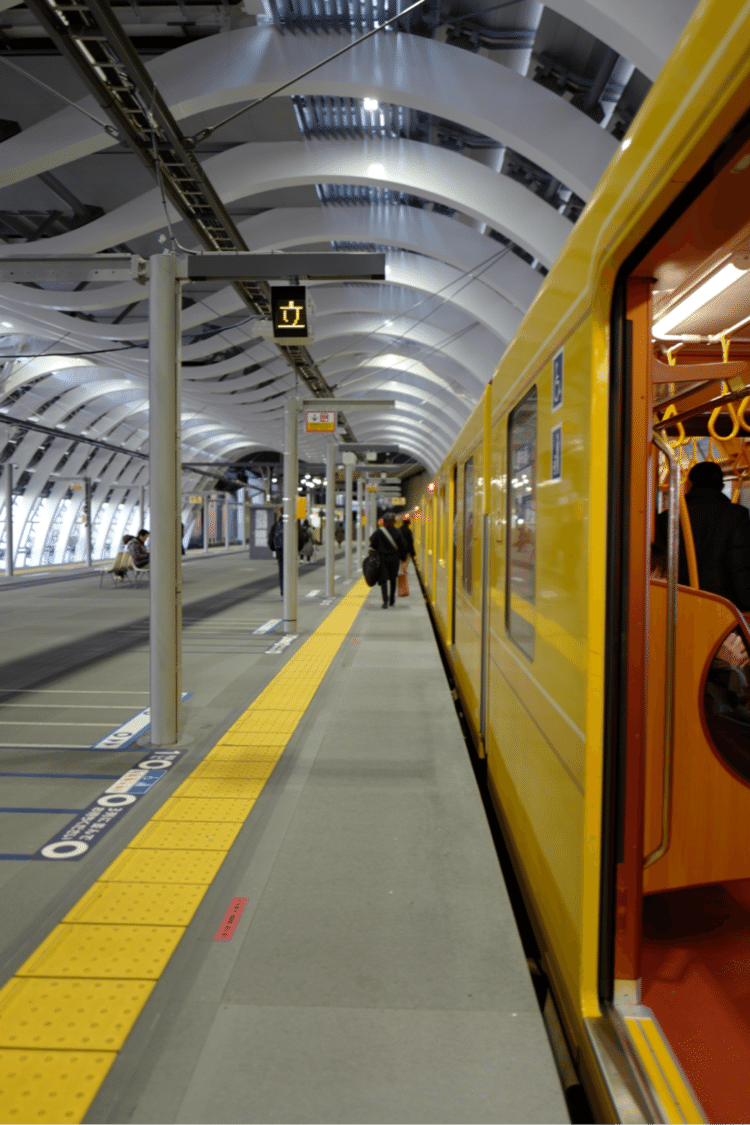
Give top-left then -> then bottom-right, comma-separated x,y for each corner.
0,552 -> 569,1124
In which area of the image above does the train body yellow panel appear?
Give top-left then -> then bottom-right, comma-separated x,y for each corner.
417,2 -> 750,1119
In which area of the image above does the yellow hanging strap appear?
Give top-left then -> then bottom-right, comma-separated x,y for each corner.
660,402 -> 686,447
732,446 -> 750,503
721,334 -> 731,364
709,381 -> 740,441
687,439 -> 698,470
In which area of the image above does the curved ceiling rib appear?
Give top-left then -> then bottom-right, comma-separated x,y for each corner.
1,138 -> 572,267
0,27 -> 615,198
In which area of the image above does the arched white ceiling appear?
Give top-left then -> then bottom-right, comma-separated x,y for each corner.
0,28 -> 615,197
0,0 -> 703,539
1,138 -> 572,267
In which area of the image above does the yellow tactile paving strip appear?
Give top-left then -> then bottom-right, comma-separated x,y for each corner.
0,579 -> 370,1124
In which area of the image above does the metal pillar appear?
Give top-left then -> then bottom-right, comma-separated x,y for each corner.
4,464 -> 12,577
344,462 -> 353,580
368,489 -> 377,539
84,476 -> 92,568
356,477 -> 363,570
139,485 -> 145,531
325,442 -> 335,598
224,494 -> 230,551
283,397 -> 299,633
239,489 -> 246,547
203,495 -> 208,553
149,251 -> 182,747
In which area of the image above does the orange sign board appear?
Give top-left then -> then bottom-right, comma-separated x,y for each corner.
306,410 -> 336,432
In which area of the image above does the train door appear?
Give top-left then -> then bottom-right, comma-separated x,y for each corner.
607,123 -> 750,1124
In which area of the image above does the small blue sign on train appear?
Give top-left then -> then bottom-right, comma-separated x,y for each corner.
552,350 -> 563,413
551,424 -> 563,482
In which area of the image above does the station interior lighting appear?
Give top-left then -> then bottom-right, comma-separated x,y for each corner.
363,97 -> 379,111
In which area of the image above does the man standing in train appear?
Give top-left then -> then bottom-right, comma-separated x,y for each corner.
657,460 -> 750,612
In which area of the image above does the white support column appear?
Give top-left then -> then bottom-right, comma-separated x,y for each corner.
224,494 -> 230,551
84,477 -> 92,568
283,397 -> 299,633
368,489 -> 377,539
203,495 -> 208,553
356,477 -> 363,570
325,442 -> 335,598
344,463 -> 353,580
149,252 -> 182,747
239,489 -> 246,547
4,464 -> 12,578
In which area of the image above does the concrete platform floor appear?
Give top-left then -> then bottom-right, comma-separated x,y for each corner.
78,571 -> 570,1125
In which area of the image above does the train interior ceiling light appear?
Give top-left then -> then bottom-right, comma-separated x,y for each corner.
0,0 -> 697,566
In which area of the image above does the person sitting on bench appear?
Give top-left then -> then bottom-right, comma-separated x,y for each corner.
127,528 -> 149,569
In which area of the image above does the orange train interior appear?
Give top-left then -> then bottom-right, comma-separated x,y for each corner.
617,123 -> 750,1121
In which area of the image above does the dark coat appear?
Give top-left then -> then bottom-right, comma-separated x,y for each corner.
399,524 -> 415,558
268,517 -> 283,554
656,486 -> 750,611
370,526 -> 406,562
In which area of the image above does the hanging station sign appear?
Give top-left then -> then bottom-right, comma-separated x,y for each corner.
271,285 -> 308,339
305,410 -> 336,432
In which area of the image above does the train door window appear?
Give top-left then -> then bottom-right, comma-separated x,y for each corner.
506,387 -> 537,660
463,457 -> 474,596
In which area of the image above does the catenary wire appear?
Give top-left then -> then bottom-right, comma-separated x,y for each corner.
0,56 -> 118,136
187,0 -> 429,145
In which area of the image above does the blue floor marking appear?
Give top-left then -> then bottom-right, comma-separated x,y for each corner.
92,691 -> 192,751
0,854 -> 31,861
0,772 -> 120,779
0,807 -> 84,814
1,746 -> 151,753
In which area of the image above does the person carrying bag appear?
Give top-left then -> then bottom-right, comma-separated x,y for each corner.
369,511 -> 406,608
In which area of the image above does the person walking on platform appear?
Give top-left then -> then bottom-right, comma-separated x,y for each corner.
268,507 -> 284,595
370,510 -> 406,608
399,514 -> 416,567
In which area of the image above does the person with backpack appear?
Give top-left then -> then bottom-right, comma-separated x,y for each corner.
370,510 -> 406,608
267,507 -> 284,594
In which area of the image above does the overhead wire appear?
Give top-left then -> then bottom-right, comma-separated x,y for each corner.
0,55 -> 119,137
0,312 -> 263,359
316,243 -> 512,377
187,0 -> 429,146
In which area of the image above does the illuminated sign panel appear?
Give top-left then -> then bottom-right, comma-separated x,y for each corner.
271,285 -> 307,339
305,410 -> 336,432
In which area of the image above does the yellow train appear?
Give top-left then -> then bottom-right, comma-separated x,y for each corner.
412,2 -> 750,1120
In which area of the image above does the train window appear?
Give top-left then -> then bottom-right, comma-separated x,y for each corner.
506,387 -> 537,659
463,457 -> 474,595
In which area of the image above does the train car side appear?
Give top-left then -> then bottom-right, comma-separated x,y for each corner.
417,1 -> 750,1119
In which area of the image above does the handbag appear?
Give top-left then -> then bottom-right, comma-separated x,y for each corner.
363,549 -> 382,587
398,562 -> 409,597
